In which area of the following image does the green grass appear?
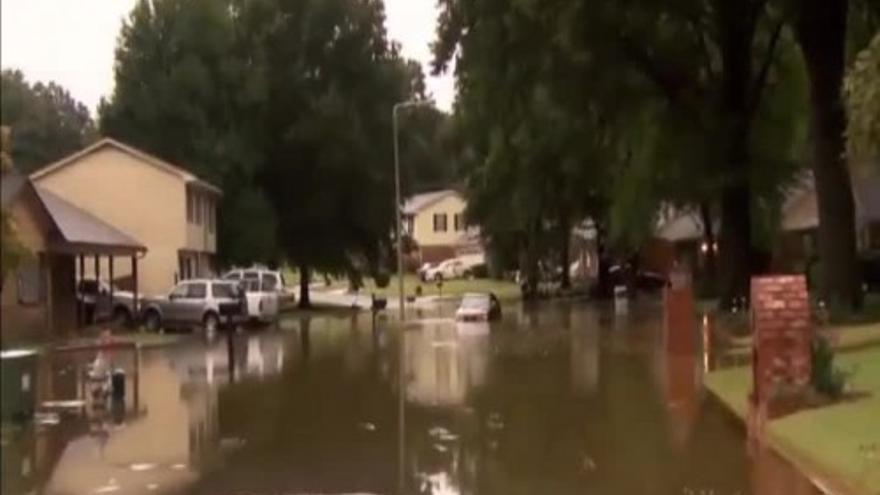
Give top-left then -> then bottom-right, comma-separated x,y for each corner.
706,346 -> 880,494
283,268 -> 521,301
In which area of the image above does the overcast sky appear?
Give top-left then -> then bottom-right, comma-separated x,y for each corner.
0,0 -> 456,114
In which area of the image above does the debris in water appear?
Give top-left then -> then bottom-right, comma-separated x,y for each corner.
359,421 -> 377,432
129,463 -> 156,472
581,454 -> 596,472
433,443 -> 448,453
34,412 -> 60,426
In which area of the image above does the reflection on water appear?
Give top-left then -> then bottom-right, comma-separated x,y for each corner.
1,301 -> 818,495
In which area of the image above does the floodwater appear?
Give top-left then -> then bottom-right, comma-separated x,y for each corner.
1,299 -> 819,495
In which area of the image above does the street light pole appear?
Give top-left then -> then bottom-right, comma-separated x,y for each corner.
392,99 -> 434,322
392,98 -> 433,495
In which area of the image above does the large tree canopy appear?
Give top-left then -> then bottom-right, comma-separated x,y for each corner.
845,32 -> 880,164
1,70 -> 96,173
102,0 -> 426,306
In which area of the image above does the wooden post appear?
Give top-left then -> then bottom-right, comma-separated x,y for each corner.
109,255 -> 114,308
45,253 -> 54,332
77,254 -> 85,327
132,255 -> 139,315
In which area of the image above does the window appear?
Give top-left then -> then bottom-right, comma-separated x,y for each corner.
454,213 -> 464,231
404,216 -> 414,235
212,282 -> 238,299
194,194 -> 202,225
224,271 -> 242,281
186,192 -> 195,223
208,200 -> 215,233
17,260 -> 43,305
170,283 -> 189,298
187,282 -> 207,299
433,213 -> 448,232
261,273 -> 278,292
243,271 -> 259,279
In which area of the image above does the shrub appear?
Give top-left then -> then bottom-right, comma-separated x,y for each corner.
811,335 -> 848,399
373,271 -> 391,289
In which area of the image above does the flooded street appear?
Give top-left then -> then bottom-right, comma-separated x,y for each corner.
1,300 -> 818,495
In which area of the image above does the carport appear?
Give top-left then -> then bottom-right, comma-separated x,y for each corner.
32,186 -> 147,331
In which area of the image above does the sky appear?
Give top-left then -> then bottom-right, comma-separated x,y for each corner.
0,0 -> 456,114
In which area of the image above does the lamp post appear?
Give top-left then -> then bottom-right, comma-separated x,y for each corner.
392,98 -> 433,495
392,99 -> 434,322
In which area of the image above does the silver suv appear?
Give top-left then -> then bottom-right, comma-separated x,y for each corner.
140,279 -> 245,332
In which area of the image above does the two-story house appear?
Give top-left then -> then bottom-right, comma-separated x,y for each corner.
402,189 -> 480,263
30,138 -> 221,296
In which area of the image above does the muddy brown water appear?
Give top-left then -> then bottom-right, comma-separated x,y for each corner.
1,299 -> 819,495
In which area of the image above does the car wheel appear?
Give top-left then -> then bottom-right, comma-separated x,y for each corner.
203,312 -> 220,334
144,309 -> 162,332
113,307 -> 132,328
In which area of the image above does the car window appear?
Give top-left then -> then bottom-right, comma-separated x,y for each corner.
262,274 -> 278,292
224,272 -> 241,280
170,284 -> 188,298
212,282 -> 238,299
243,271 -> 259,279
242,279 -> 261,293
187,283 -> 207,299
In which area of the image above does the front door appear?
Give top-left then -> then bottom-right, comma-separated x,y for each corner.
180,281 -> 207,323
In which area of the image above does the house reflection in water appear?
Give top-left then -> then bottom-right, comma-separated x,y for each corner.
404,320 -> 490,407
3,345 -> 222,495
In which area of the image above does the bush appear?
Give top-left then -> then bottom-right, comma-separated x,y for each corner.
373,271 -> 391,289
811,335 -> 848,399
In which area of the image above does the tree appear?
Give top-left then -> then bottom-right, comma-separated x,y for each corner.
845,32 -> 880,164
100,0 -> 277,267
1,127 -> 29,289
794,0 -> 861,308
434,0 -> 802,304
1,70 -> 96,173
239,0 -> 425,307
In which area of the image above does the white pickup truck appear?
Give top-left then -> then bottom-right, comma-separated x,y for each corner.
224,267 -> 296,323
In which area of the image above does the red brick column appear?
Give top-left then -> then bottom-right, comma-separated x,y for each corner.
750,275 -> 812,406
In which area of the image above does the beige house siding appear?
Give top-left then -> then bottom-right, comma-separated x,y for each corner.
185,187 -> 217,253
412,194 -> 467,247
32,147 -> 188,296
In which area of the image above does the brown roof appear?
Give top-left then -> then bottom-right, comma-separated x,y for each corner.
34,186 -> 146,254
30,138 -> 222,195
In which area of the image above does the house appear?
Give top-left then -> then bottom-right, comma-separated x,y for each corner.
1,174 -> 145,343
776,170 -> 880,270
29,138 -> 221,296
652,169 -> 880,275
402,189 -> 480,263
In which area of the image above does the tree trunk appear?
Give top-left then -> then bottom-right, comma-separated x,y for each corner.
298,262 -> 311,309
595,223 -> 612,298
796,0 -> 862,309
717,3 -> 757,309
699,202 -> 717,297
559,210 -> 572,290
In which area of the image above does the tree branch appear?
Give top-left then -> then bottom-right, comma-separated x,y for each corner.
747,20 -> 783,120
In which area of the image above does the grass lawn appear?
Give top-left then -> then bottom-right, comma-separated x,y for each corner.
284,267 -> 522,301
706,346 -> 880,495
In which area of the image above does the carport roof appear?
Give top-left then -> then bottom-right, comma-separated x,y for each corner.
34,186 -> 146,255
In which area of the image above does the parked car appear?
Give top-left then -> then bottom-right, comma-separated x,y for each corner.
424,258 -> 466,281
140,279 -> 245,333
417,262 -> 437,282
238,276 -> 280,324
859,255 -> 880,292
76,279 -> 138,325
224,266 -> 296,310
424,254 -> 487,281
455,292 -> 502,322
